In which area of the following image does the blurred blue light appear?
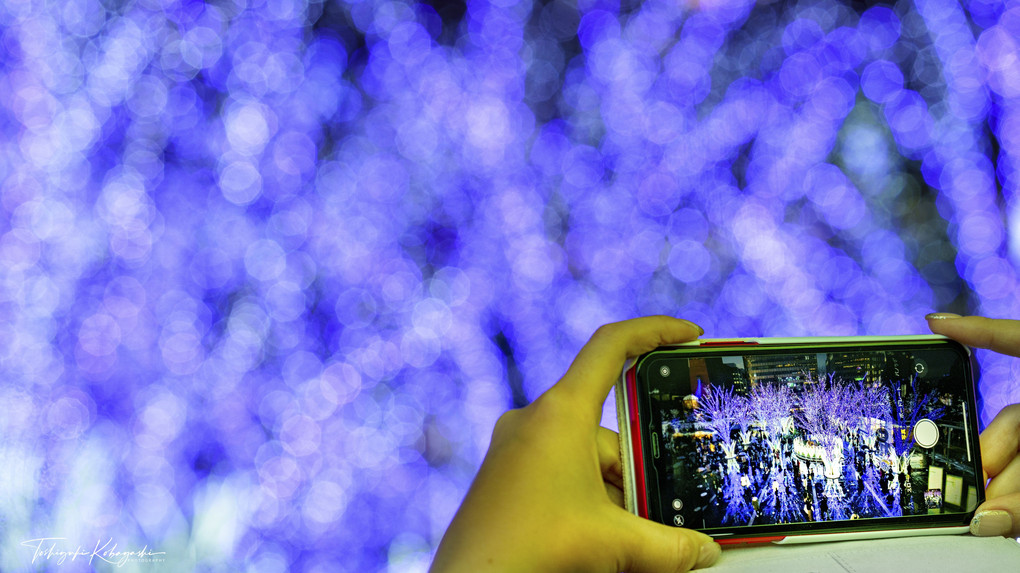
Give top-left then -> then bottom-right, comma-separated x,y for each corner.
577,9 -> 620,50
783,17 -> 824,54
667,239 -> 712,283
883,89 -> 934,153
860,59 -> 904,103
3,1 -> 1020,571
859,5 -> 901,53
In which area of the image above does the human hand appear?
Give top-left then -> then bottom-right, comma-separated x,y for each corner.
926,313 -> 1020,538
430,316 -> 722,572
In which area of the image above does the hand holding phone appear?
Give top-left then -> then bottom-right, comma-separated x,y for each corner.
927,314 -> 1020,538
432,317 -> 721,573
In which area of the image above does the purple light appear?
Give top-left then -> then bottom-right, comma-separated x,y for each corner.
667,239 -> 712,283
577,9 -> 620,50
783,17 -> 825,54
859,6 -> 901,53
860,59 -> 904,103
976,23 -> 1020,98
2,1 -> 1019,571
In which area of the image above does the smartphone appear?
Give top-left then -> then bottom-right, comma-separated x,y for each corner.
616,335 -> 984,545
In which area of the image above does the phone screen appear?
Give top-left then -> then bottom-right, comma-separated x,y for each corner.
629,339 -> 983,538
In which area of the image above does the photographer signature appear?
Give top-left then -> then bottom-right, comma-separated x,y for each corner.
21,537 -> 167,567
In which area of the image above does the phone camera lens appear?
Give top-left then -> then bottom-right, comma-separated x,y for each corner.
659,365 -> 670,378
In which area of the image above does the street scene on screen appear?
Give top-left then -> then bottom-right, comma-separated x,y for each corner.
649,350 -> 979,529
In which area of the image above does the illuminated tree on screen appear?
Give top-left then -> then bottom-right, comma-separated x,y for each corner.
797,374 -> 854,479
746,382 -> 799,523
796,374 -> 877,520
748,382 -> 794,451
697,385 -> 742,463
854,459 -> 897,518
847,378 -> 889,441
757,452 -> 805,524
696,385 -> 755,523
888,373 -> 946,462
734,397 -> 755,446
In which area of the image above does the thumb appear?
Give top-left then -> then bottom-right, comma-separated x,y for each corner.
970,494 -> 1020,537
617,514 -> 721,573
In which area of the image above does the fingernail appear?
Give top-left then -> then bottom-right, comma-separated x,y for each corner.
970,510 -> 1012,536
695,541 -> 721,568
925,312 -> 962,320
680,319 -> 705,336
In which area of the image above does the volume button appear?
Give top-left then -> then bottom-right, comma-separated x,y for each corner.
651,433 -> 659,459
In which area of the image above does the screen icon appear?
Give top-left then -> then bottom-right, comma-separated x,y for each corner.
914,418 -> 939,448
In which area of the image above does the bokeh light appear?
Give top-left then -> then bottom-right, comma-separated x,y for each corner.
2,0 -> 1020,571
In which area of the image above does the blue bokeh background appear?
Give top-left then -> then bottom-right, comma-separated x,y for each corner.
2,0 -> 1020,570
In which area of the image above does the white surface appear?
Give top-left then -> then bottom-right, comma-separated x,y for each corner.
710,535 -> 1020,572
770,526 -> 969,544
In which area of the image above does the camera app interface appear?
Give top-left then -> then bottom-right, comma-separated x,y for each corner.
643,346 -> 979,531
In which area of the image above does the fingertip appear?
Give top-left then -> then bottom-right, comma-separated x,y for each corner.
645,315 -> 703,341
922,315 -> 1020,357
659,316 -> 704,343
554,316 -> 704,422
925,312 -> 963,321
617,514 -> 717,573
596,316 -> 703,359
970,509 -> 1014,537
924,312 -> 963,335
694,540 -> 721,569
679,318 -> 705,337
970,492 -> 1020,537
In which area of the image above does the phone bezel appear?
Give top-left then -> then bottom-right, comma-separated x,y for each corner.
616,335 -> 984,543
